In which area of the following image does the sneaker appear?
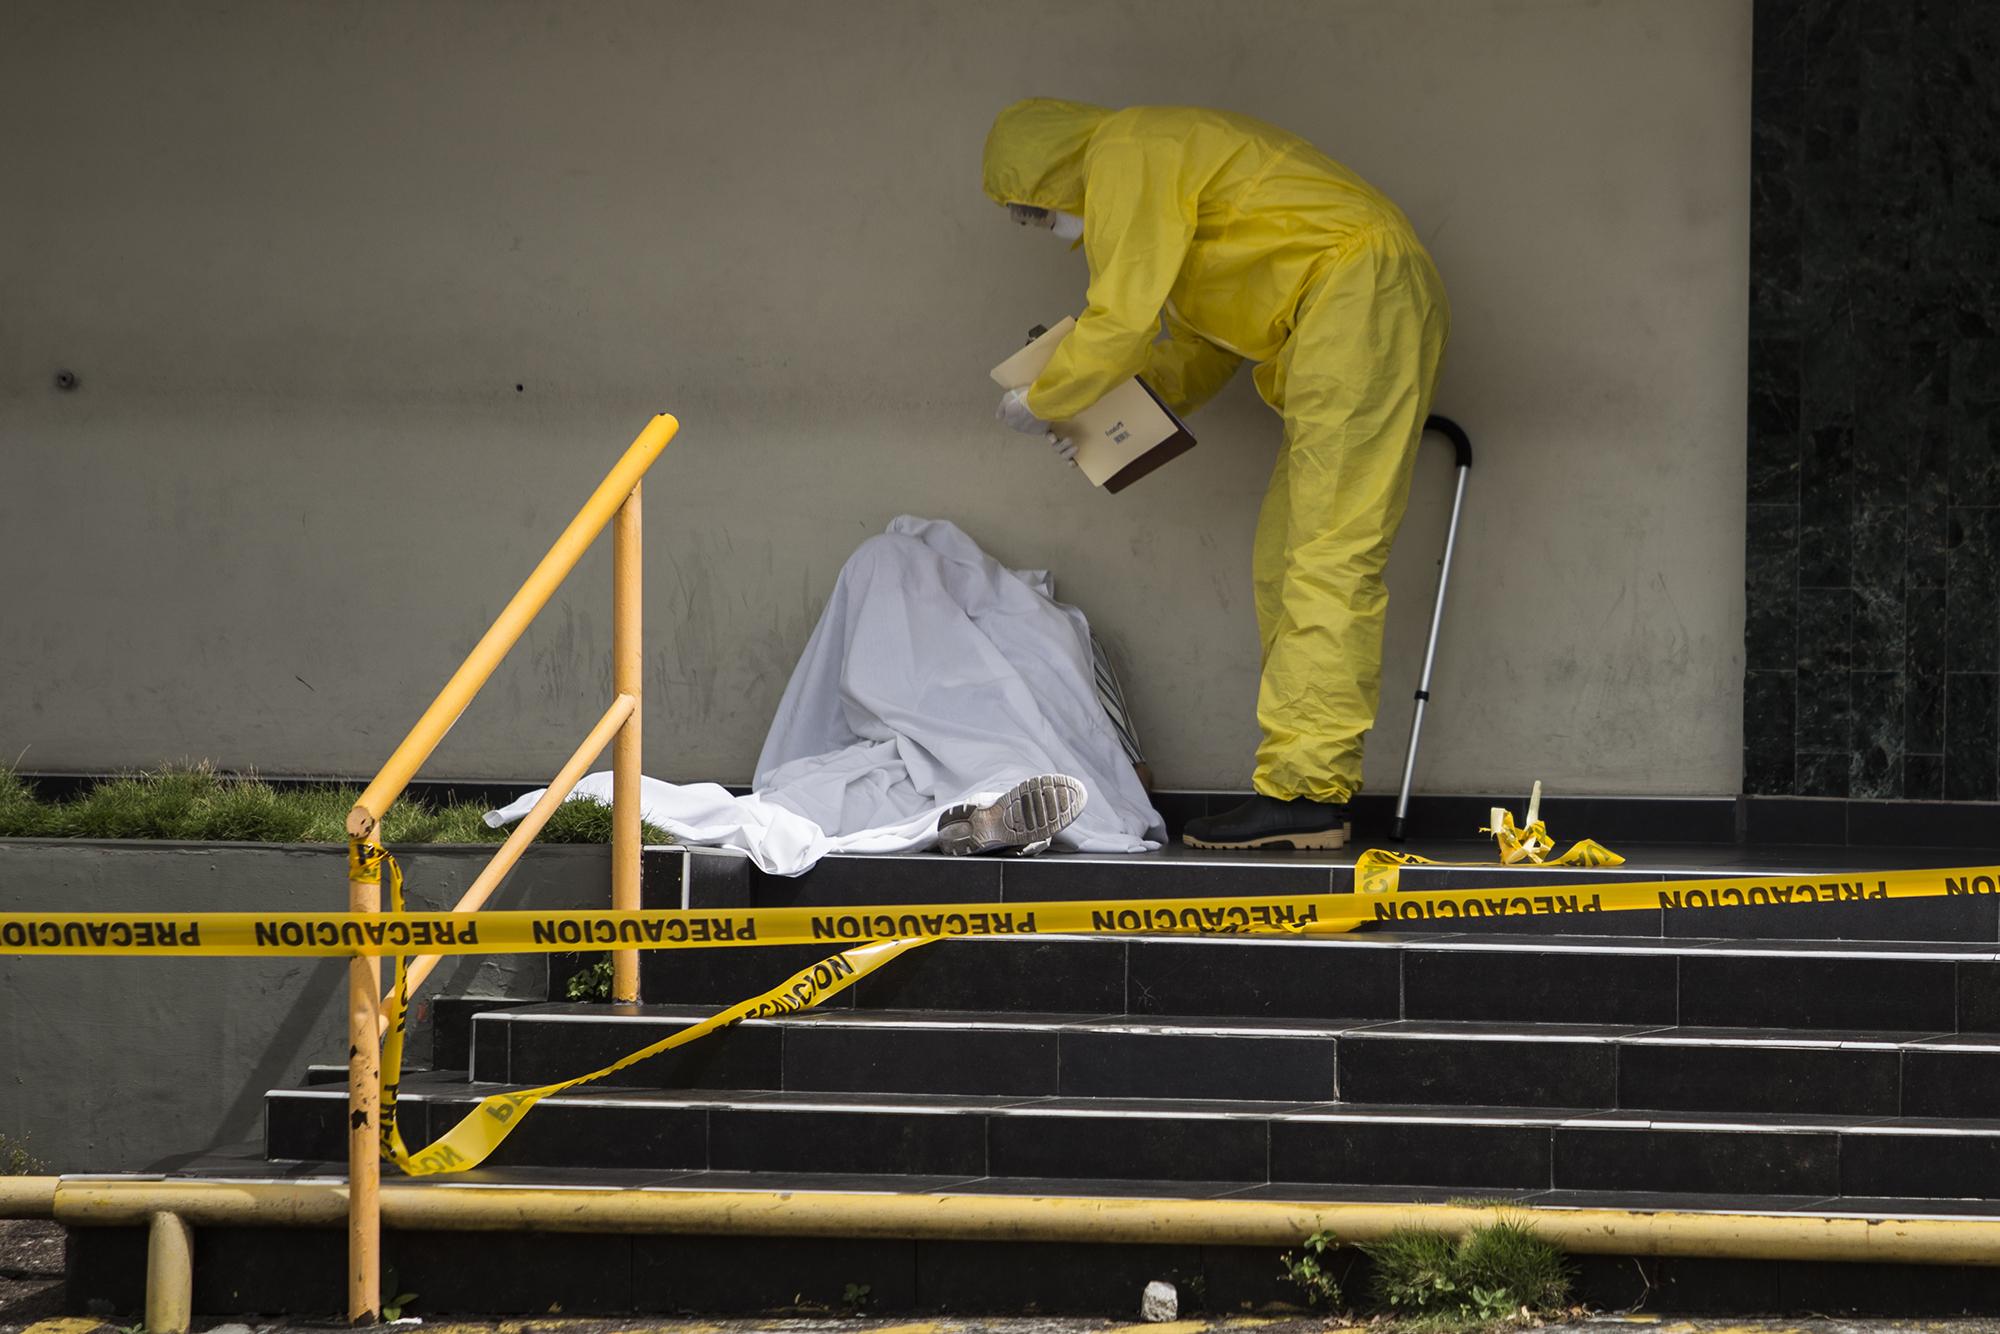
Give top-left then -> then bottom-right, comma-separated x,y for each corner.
937,774 -> 1088,857
1182,794 -> 1350,850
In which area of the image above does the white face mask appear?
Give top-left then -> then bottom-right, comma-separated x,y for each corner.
1006,203 -> 1084,243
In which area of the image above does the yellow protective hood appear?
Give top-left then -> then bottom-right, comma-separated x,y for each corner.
981,98 -> 1111,213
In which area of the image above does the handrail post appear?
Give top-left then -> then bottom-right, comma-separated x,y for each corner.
347,839 -> 382,1324
612,481 -> 643,1003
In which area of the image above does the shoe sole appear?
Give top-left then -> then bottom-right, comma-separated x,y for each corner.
1182,819 -> 1353,851
937,774 -> 1087,857
1182,826 -> 1348,851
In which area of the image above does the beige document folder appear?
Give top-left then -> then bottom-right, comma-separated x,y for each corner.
990,317 -> 1197,493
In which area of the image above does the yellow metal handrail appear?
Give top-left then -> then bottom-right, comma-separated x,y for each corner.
344,413 -> 676,841
342,412 -> 678,1322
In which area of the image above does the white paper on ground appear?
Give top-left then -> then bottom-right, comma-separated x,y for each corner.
485,516 -> 1164,876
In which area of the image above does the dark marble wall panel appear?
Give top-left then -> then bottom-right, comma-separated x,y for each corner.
1746,0 -> 2000,800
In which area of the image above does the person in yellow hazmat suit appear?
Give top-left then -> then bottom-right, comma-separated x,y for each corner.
984,99 -> 1449,850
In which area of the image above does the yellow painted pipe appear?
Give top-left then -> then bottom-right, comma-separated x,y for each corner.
611,482 -> 644,1004
347,414 -> 679,841
52,1180 -> 348,1226
0,1177 -> 56,1218
347,841 -> 382,1324
36,1180 -> 2000,1268
146,1211 -> 193,1334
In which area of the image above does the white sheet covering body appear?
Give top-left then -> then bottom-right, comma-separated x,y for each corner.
485,516 -> 1164,875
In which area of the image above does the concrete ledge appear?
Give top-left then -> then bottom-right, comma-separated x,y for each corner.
0,840 -> 625,1171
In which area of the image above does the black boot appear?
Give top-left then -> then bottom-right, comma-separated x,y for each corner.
1182,794 -> 1349,850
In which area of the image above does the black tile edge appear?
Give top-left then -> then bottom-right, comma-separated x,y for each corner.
1125,791 -> 1745,846
1740,797 -> 1848,845
1844,801 -> 2000,850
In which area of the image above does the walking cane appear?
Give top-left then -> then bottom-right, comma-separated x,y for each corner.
1392,415 -> 1473,842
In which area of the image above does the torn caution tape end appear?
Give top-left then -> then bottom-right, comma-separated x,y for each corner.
1354,839 -> 1625,896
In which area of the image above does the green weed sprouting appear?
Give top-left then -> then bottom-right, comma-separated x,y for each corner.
1282,1220 -> 1573,1331
1279,1229 -> 1344,1308
1363,1221 -> 1573,1329
566,957 -> 615,1002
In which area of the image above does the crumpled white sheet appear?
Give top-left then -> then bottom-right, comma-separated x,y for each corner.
485,516 -> 1164,875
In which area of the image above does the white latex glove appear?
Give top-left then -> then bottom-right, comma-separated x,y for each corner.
1047,431 -> 1078,465
996,387 -> 1048,435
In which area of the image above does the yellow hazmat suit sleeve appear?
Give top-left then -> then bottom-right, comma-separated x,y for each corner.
1025,132 -> 1199,421
1139,313 -> 1244,416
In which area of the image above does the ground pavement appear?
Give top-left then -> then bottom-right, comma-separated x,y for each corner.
0,1219 -> 1990,1334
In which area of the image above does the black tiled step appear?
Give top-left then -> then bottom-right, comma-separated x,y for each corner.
264,1081 -> 2000,1200
431,997 -> 534,1072
1552,1119 -> 1841,1195
1398,942 -> 1679,1025
636,930 -> 2000,1030
1838,1119 -> 2000,1197
1614,1033 -> 1904,1116
1336,1022 -> 1997,1117
1334,1023 -> 1627,1109
483,1006 -> 1341,1101
1123,936 -> 1404,1019
1675,949 -> 1962,1029
487,1000 -> 2000,1117
1268,1107 -> 1563,1189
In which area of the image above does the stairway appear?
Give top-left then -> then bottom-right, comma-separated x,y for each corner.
62,829 -> 2000,1318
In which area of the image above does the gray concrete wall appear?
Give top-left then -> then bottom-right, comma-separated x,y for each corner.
0,0 -> 1750,797
0,841 -> 603,1172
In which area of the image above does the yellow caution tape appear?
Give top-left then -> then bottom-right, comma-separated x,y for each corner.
0,895 -> 1344,956
9,862 -> 2000,956
1330,864 -> 1971,925
1481,808 -> 1622,871
357,848 -> 2000,1176
1454,781 -> 1625,873
1354,841 -> 1625,896
368,843 -> 928,1176
1353,786 -> 1623,894
348,840 -> 385,884
14,838 -> 2000,1176
1343,785 -> 1623,894
381,939 -> 925,1175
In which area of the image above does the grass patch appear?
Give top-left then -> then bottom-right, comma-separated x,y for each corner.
0,765 -> 671,846
1283,1220 -> 1574,1332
